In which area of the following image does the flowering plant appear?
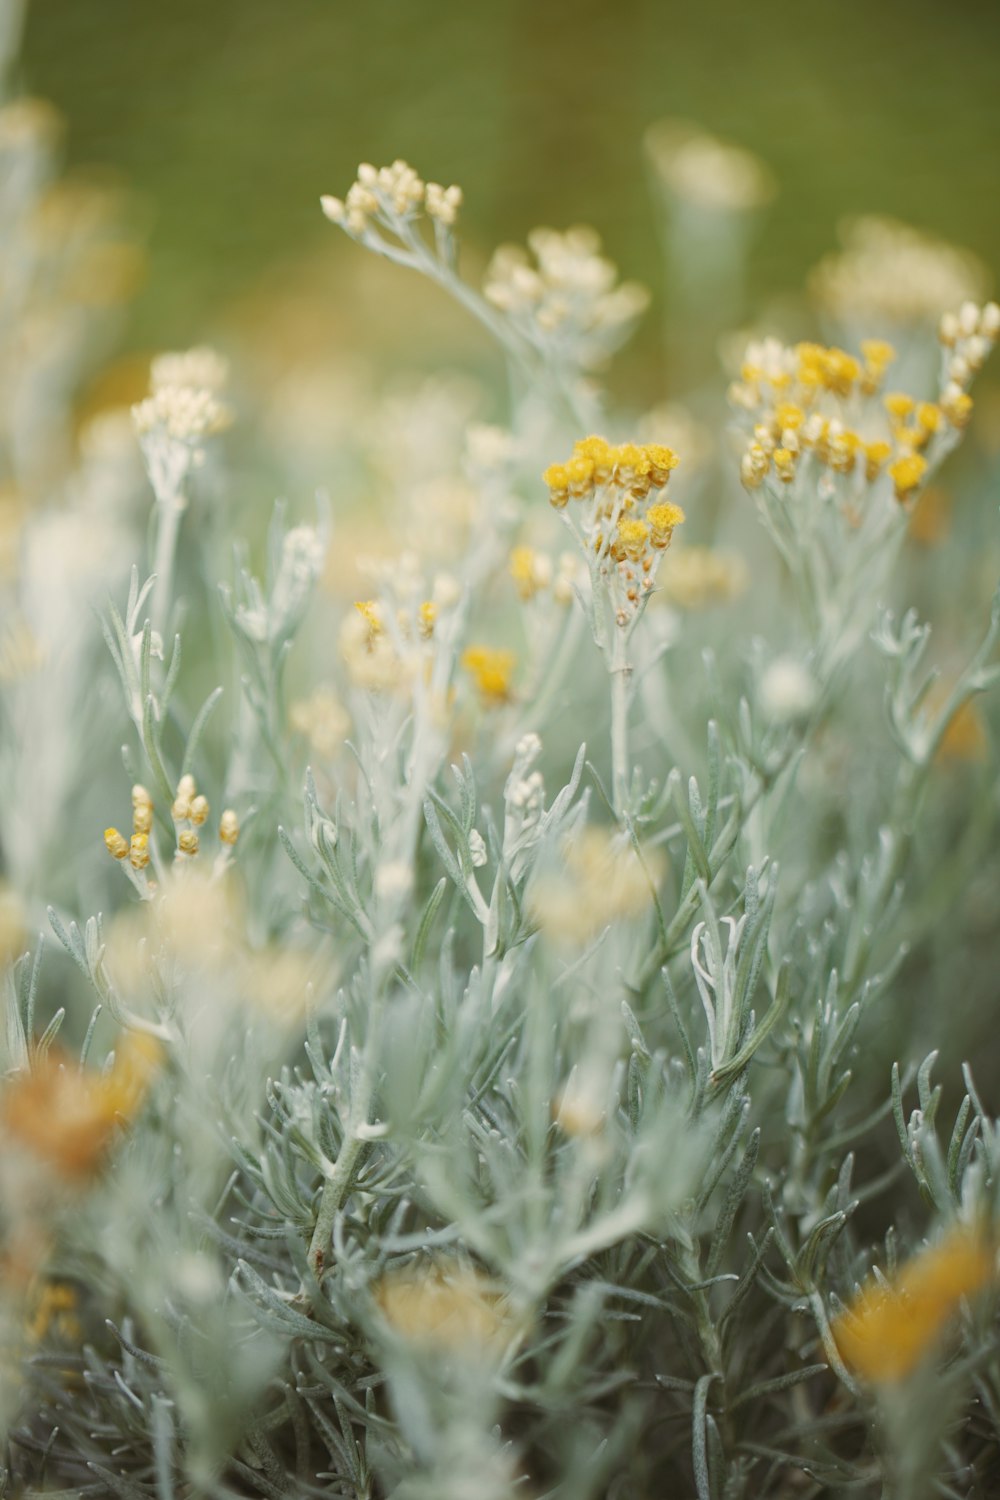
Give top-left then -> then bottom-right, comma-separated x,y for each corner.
1,95 -> 1000,1500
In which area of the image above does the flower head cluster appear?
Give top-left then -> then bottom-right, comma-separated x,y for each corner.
289,685 -> 350,760
810,216 -> 991,328
340,592 -> 440,694
485,228 -> 649,369
529,825 -> 664,945
645,120 -> 776,212
461,644 -> 516,706
131,385 -> 230,447
544,436 -> 683,626
131,345 -> 232,499
657,544 -> 748,610
170,772 -> 210,860
105,781 -> 239,889
132,345 -> 231,446
494,734 -> 552,885
732,307 -> 998,506
508,545 -> 583,607
105,782 -> 156,876
938,300 -> 1000,420
832,1228 -> 995,1383
150,346 -> 229,395
321,160 -> 462,237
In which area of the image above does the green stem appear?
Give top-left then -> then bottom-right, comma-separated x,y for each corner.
150,496 -> 185,639
611,626 -> 632,820
306,1132 -> 367,1280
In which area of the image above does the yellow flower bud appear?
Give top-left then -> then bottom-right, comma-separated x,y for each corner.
219,809 -> 240,846
104,827 -> 129,860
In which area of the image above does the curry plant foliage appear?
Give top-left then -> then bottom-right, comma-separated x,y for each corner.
1,55 -> 1000,1500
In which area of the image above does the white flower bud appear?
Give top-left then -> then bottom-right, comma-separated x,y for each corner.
760,657 -> 816,723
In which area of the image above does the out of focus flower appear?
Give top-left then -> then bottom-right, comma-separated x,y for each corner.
375,1261 -> 510,1353
645,120 -> 776,212
811,217 -> 990,328
1,1035 -> 162,1182
832,1228 -> 995,1383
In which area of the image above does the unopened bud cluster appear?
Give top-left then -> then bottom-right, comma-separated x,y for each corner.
104,779 -> 238,876
104,784 -> 155,873
132,346 -> 231,448
321,160 -> 462,237
484,227 -> 649,369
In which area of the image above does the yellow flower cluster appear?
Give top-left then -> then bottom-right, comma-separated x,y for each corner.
375,1261 -> 510,1353
832,1227 -> 995,1384
340,595 -> 439,693
733,307 -> 998,504
529,826 -> 664,944
461,645 -> 516,706
543,436 -> 684,624
657,545 -> 749,610
321,160 -> 462,236
24,1281 -> 81,1345
105,781 -> 238,874
508,545 -> 585,607
509,544 -> 553,600
0,1033 -> 162,1183
105,783 -> 155,871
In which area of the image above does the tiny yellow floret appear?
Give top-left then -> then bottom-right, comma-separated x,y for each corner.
509,546 -> 551,600
884,392 -> 916,422
612,518 -> 650,561
888,453 -> 928,499
647,501 -> 685,546
104,827 -> 129,860
129,833 -> 150,870
941,388 -> 974,428
860,338 -> 896,368
462,646 -> 515,706
863,440 -> 893,481
354,600 -> 383,638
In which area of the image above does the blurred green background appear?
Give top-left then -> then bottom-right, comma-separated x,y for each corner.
20,0 -> 1000,384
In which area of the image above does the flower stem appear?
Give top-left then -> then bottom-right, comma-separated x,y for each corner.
611,626 -> 632,819
150,495 -> 185,639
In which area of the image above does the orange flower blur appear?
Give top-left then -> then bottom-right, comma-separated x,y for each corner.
832,1228 -> 995,1383
1,1033 -> 161,1182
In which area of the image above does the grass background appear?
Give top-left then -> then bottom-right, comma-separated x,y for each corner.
20,0 -> 1000,388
